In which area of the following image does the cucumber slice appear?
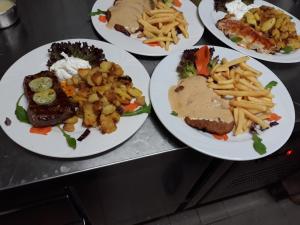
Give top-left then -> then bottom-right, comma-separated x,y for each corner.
29,77 -> 53,92
33,89 -> 56,105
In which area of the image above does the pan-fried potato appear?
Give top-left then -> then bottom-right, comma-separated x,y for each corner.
60,60 -> 146,134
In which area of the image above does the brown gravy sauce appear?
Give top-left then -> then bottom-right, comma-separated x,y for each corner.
168,76 -> 233,123
107,0 -> 153,33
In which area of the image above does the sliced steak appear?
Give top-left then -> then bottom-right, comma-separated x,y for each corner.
23,71 -> 76,127
185,117 -> 234,135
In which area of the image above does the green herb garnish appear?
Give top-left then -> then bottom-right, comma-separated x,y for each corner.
90,9 -> 106,16
171,111 -> 178,116
58,126 -> 77,149
252,133 -> 266,155
122,103 -> 151,116
265,81 -> 278,89
282,46 -> 294,54
230,36 -> 242,43
15,94 -> 29,124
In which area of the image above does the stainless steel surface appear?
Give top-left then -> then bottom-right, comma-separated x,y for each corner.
0,0 -> 299,192
0,2 -> 17,29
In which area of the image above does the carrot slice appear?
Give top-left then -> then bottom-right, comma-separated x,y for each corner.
173,0 -> 182,7
30,127 -> 52,135
213,134 -> 228,141
99,15 -> 107,23
194,45 -> 210,76
267,113 -> 282,121
146,42 -> 160,47
123,102 -> 139,112
60,81 -> 75,97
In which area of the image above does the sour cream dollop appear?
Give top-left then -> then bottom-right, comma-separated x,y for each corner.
50,52 -> 91,80
225,0 -> 257,20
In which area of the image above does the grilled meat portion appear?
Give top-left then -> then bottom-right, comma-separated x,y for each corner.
23,71 -> 76,127
217,18 -> 277,54
185,117 -> 234,135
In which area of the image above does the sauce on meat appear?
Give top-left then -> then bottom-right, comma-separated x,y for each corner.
169,76 -> 233,123
107,0 -> 153,33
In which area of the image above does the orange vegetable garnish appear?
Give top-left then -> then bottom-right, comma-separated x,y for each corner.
213,134 -> 228,141
173,0 -> 182,7
267,113 -> 282,121
123,102 -> 139,112
146,42 -> 160,47
194,45 -> 210,76
99,15 -> 107,23
60,81 -> 75,97
30,127 -> 52,135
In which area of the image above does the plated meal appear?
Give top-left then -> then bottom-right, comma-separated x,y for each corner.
198,0 -> 300,63
150,45 -> 294,160
91,0 -> 204,56
0,39 -> 150,158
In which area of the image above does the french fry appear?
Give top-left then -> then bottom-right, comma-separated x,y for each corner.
148,9 -> 174,15
165,32 -> 171,51
214,90 -> 269,97
239,78 -> 261,90
208,83 -> 235,90
171,28 -> 178,44
138,18 -> 160,35
218,79 -> 234,85
235,108 -> 245,135
247,97 -> 275,107
242,108 -> 270,129
224,56 -> 249,68
178,24 -> 189,38
148,16 -> 175,24
230,100 -> 267,111
240,62 -> 262,75
143,36 -> 173,43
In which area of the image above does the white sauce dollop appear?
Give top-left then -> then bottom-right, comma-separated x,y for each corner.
225,0 -> 257,20
50,52 -> 91,80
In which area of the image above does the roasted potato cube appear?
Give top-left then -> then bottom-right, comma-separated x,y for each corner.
83,103 -> 98,127
63,123 -> 75,132
93,100 -> 103,113
99,115 -> 117,134
77,87 -> 90,98
86,74 -> 95,87
88,93 -> 100,103
111,63 -> 124,76
72,75 -> 81,86
245,12 -> 257,27
64,116 -> 79,124
102,104 -> 116,115
78,68 -> 90,80
115,88 -> 132,100
108,111 -> 121,123
127,87 -> 142,97
261,18 -> 276,32
99,61 -> 113,73
135,96 -> 145,106
91,72 -> 103,86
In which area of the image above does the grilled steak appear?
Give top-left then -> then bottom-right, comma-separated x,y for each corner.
23,71 -> 76,127
185,117 -> 234,135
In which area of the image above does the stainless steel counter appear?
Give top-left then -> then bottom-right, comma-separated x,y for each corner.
0,0 -> 299,192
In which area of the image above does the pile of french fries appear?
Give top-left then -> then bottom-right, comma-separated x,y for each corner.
207,56 -> 274,136
138,1 -> 189,50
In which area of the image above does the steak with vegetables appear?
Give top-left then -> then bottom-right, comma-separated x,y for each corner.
23,71 -> 76,127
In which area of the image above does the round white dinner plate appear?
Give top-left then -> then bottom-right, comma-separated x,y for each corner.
91,0 -> 204,56
150,45 -> 295,160
0,39 -> 150,158
198,0 -> 300,63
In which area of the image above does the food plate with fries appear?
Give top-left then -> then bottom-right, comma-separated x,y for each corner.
150,45 -> 295,160
0,39 -> 150,158
91,0 -> 204,56
198,0 -> 300,63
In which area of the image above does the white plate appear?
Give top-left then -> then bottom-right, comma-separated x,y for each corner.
91,0 -> 204,56
150,45 -> 295,160
0,39 -> 150,158
198,0 -> 300,63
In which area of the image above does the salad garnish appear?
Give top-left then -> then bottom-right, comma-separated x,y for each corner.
15,94 -> 29,124
58,126 -> 77,150
122,103 -> 151,116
